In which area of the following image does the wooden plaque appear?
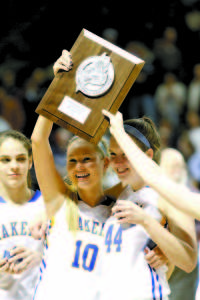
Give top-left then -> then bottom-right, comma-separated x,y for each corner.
36,29 -> 145,144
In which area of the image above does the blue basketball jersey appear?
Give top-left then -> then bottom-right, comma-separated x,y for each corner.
0,190 -> 45,300
99,185 -> 171,300
33,197 -> 113,300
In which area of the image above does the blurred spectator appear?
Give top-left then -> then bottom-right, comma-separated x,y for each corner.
153,27 -> 182,76
180,0 -> 199,6
125,40 -> 155,74
101,28 -> 119,45
186,110 -> 200,152
176,130 -> 196,162
188,151 -> 200,190
125,41 -> 157,122
160,148 -> 199,300
175,128 -> 200,188
185,10 -> 200,32
160,148 -> 189,185
154,72 -> 187,130
0,87 -> 26,131
184,111 -> 200,189
187,63 -> 200,112
158,118 -> 176,149
0,101 -> 12,132
23,67 -> 49,104
0,69 -> 24,99
51,127 -> 73,177
0,117 -> 11,132
23,67 -> 52,137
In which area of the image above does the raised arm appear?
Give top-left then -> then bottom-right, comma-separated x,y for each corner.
31,116 -> 69,217
102,110 -> 200,220
31,51 -> 73,217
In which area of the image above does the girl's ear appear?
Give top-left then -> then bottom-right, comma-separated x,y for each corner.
145,148 -> 154,160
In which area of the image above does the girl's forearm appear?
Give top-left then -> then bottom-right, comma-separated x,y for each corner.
31,115 -> 53,143
142,215 -> 196,272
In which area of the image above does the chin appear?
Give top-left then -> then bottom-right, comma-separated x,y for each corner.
77,180 -> 91,188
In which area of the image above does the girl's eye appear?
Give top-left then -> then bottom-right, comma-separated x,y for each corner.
0,157 -> 10,163
83,157 -> 91,162
17,157 -> 26,162
69,159 -> 77,163
110,152 -> 116,157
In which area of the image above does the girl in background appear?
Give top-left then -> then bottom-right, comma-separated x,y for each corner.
0,130 -> 45,300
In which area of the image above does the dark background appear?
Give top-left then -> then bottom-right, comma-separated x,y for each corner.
0,0 -> 200,125
0,0 -> 199,69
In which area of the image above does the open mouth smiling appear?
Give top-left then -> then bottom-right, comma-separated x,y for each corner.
117,168 -> 129,175
75,173 -> 90,179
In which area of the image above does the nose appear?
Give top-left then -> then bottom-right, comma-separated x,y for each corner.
75,161 -> 85,170
114,155 -> 125,165
10,160 -> 20,170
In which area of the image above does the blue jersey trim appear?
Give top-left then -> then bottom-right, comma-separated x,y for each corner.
156,272 -> 163,300
33,257 -> 46,300
33,273 -> 42,300
148,264 -> 163,300
0,190 -> 41,204
0,197 -> 6,203
28,190 -> 42,202
148,265 -> 156,300
42,258 -> 46,269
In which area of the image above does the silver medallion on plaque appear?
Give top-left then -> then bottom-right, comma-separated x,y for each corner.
76,53 -> 115,97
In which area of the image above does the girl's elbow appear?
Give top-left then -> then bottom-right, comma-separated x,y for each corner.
31,132 -> 39,144
31,131 -> 43,145
184,262 -> 197,273
183,253 -> 198,273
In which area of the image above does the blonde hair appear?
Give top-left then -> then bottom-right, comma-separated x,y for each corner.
66,196 -> 79,234
67,136 -> 109,159
160,148 -> 187,184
